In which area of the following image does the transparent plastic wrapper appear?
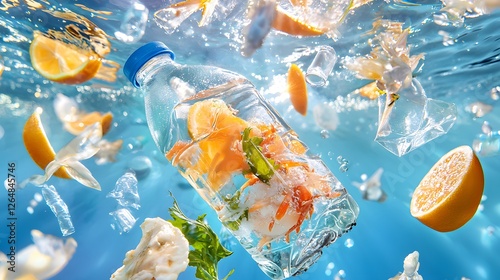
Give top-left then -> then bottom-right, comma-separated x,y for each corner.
19,122 -> 102,190
375,79 -> 457,157
123,42 -> 359,279
109,208 -> 137,234
107,170 -> 140,210
42,185 -> 75,236
306,46 -> 337,87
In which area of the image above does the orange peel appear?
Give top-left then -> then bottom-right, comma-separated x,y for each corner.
23,109 -> 71,179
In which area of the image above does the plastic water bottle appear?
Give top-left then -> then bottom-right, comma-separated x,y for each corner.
123,42 -> 359,279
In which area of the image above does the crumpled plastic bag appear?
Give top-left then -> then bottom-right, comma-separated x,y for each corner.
375,79 -> 457,157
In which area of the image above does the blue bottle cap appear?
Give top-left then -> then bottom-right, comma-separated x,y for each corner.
123,41 -> 175,88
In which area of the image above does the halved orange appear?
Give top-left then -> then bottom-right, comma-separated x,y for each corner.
287,64 -> 308,116
272,8 -> 326,37
64,111 -> 113,136
410,146 -> 484,232
30,32 -> 102,84
23,108 -> 71,179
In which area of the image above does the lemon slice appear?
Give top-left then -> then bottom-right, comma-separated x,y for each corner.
30,32 -> 102,84
287,64 -> 308,116
410,146 -> 484,232
23,109 -> 71,179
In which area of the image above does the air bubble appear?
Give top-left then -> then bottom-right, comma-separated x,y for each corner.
321,130 -> 330,138
344,238 -> 354,248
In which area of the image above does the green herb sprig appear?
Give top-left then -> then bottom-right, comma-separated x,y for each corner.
242,127 -> 279,183
169,195 -> 234,280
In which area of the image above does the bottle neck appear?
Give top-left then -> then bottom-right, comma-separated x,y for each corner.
135,53 -> 176,88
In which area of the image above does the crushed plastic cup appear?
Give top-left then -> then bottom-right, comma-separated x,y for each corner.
375,79 -> 457,157
41,185 -> 75,236
306,46 -> 337,87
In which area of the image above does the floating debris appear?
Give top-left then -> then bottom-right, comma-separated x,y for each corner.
154,0 -> 235,33
334,269 -> 347,280
20,122 -> 103,190
346,19 -> 424,97
389,251 -> 423,280
107,170 -> 140,210
111,217 -> 189,279
472,121 -> 500,157
375,79 -> 457,157
41,185 -> 75,236
53,93 -> 114,136
109,208 -> 138,234
438,30 -> 455,46
352,168 -> 387,202
0,230 -> 77,279
465,101 -> 493,118
434,0 -> 500,27
306,45 -> 337,87
241,0 -> 277,57
94,139 -> 123,165
113,0 -> 149,43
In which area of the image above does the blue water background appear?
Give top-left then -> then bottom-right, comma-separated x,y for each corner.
1,0 -> 500,279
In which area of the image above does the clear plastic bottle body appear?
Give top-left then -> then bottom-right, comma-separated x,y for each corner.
135,54 -> 359,279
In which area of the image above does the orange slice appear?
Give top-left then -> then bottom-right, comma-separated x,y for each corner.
287,64 -> 308,116
30,32 -> 102,84
64,111 -> 113,136
187,99 -> 247,140
186,99 -> 248,189
23,108 -> 71,179
272,8 -> 326,37
410,146 -> 484,232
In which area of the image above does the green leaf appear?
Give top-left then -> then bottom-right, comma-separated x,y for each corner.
241,127 -> 279,183
168,194 -> 233,280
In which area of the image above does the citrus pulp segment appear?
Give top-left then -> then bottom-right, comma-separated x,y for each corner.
410,145 -> 484,232
287,64 -> 308,116
23,109 -> 71,179
30,33 -> 102,84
